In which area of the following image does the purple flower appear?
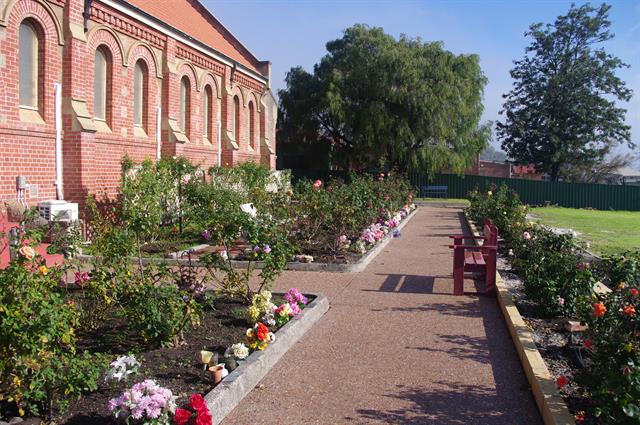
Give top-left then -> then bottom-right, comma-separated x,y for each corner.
201,230 -> 211,240
393,229 -> 401,238
253,245 -> 261,253
263,244 -> 272,254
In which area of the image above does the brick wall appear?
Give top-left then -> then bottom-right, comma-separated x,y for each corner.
0,0 -> 276,208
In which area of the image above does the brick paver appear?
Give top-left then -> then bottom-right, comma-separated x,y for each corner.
223,205 -> 542,424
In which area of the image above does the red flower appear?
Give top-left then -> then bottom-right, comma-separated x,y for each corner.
631,288 -> 639,297
574,411 -> 585,423
196,409 -> 213,425
312,179 -> 322,189
189,394 -> 207,413
174,408 -> 193,425
584,339 -> 592,349
256,322 -> 269,341
624,305 -> 636,317
593,302 -> 607,317
556,375 -> 569,389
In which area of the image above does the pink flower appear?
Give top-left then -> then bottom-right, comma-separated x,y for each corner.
523,231 -> 532,240
312,179 -> 322,189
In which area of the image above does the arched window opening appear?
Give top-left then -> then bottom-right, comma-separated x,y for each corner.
94,46 -> 111,123
179,76 -> 191,137
133,60 -> 148,130
203,85 -> 212,140
248,101 -> 256,149
19,20 -> 41,110
233,95 -> 240,143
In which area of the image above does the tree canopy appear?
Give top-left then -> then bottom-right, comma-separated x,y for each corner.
277,24 -> 490,174
496,3 -> 634,181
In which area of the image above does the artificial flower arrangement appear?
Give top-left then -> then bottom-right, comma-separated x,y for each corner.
174,394 -> 213,425
245,322 -> 275,351
340,203 -> 417,255
105,354 -> 141,383
246,290 -> 275,324
108,379 -> 176,425
261,288 -> 308,327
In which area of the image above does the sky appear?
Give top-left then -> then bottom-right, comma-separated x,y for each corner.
205,0 -> 640,167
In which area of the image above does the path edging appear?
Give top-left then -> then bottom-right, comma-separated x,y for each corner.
204,293 -> 330,425
77,209 -> 417,273
463,212 -> 575,425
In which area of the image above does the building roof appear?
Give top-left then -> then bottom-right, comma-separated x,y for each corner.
613,166 -> 640,177
123,0 -> 263,75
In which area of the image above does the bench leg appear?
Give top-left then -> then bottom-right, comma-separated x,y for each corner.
453,246 -> 464,296
484,251 -> 497,294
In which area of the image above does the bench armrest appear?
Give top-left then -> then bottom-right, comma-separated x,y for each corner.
448,244 -> 497,250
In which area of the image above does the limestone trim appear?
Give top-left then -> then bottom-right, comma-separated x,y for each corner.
126,41 -> 162,79
1,0 -> 64,45
86,25 -> 126,66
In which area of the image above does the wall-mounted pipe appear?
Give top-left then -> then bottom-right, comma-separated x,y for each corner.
156,106 -> 162,160
54,82 -> 63,200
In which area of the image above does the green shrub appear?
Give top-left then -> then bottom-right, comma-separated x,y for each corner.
581,276 -> 640,423
119,280 -> 201,347
512,225 -> 595,317
467,184 -> 527,243
0,249 -> 105,418
600,250 -> 640,287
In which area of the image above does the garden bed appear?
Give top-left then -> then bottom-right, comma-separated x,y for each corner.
4,291 -> 327,425
77,207 -> 417,273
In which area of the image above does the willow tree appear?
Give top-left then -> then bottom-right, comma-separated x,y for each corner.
278,24 -> 490,174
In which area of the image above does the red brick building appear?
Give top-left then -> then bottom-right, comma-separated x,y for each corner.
0,0 -> 277,207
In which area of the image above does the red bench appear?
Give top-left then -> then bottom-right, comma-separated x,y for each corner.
448,220 -> 498,296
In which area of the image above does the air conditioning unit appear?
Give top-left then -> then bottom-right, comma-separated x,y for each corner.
37,200 -> 79,222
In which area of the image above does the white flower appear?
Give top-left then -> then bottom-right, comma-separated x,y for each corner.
225,343 -> 249,360
240,203 -> 257,218
105,355 -> 140,382
219,250 -> 228,260
267,332 -> 276,343
508,249 -> 514,256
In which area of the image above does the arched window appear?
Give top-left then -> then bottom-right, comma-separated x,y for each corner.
203,85 -> 212,140
233,95 -> 240,143
19,20 -> 41,110
179,76 -> 191,137
133,60 -> 148,130
248,101 -> 256,149
94,46 -> 111,122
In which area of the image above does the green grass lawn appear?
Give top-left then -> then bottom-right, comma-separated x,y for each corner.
416,197 -> 470,206
529,206 -> 640,256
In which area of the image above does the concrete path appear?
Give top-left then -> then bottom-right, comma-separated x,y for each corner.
223,205 -> 542,424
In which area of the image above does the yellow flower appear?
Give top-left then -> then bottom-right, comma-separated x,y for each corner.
487,191 -> 493,196
38,265 -> 49,275
201,350 -> 214,365
246,306 -> 260,323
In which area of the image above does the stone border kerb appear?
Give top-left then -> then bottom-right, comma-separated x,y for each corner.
463,212 -> 575,425
204,292 -> 330,425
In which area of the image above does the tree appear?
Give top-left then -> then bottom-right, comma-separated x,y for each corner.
277,24 -> 490,175
562,153 -> 637,183
497,3 -> 634,182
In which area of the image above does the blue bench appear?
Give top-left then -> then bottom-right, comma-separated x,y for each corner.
421,185 -> 449,198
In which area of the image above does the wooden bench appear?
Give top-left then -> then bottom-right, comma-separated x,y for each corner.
448,220 -> 498,296
420,185 -> 448,198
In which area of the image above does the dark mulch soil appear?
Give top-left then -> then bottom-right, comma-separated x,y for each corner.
497,252 -> 595,424
54,297 -> 251,425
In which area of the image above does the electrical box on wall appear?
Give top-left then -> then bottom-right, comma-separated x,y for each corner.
16,176 -> 27,190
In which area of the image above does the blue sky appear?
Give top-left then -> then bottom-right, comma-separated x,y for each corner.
206,0 -> 640,165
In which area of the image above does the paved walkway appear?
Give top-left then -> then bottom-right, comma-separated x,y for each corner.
223,205 -> 542,424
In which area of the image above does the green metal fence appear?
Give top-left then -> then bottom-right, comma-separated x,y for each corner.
410,173 -> 640,211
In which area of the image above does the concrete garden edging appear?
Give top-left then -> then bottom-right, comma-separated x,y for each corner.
204,292 -> 329,425
463,212 -> 575,425
77,208 -> 417,273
